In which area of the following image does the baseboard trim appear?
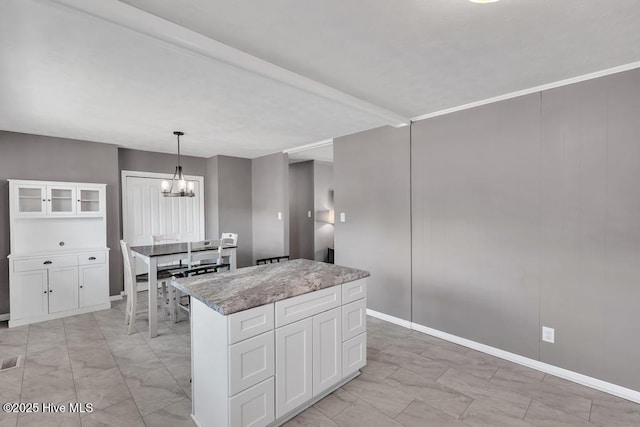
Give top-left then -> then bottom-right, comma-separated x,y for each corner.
0,313 -> 9,322
366,308 -> 411,328
366,309 -> 640,404
109,294 -> 123,302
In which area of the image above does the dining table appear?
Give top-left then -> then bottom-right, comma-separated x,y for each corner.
129,242 -> 238,338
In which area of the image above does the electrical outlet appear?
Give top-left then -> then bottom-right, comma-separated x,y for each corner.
542,326 -> 555,344
340,212 -> 346,222
277,212 -> 282,221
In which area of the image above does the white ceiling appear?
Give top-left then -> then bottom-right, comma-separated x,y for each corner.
2,0 -> 640,158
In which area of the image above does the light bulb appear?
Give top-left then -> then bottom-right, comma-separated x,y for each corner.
161,180 -> 170,193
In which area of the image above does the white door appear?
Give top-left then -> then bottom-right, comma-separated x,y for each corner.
79,265 -> 108,307
48,266 -> 79,313
123,173 -> 204,272
313,307 -> 342,396
11,270 -> 48,319
275,317 -> 313,418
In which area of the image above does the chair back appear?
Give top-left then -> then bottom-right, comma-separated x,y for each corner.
120,240 -> 136,296
187,239 -> 224,266
220,232 -> 238,246
152,234 -> 180,245
256,255 -> 290,265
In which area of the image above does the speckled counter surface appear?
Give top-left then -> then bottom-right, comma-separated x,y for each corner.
171,259 -> 370,315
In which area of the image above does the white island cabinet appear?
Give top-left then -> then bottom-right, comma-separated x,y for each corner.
185,269 -> 367,427
8,179 -> 110,327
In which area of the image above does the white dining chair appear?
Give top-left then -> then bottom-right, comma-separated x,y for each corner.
220,232 -> 238,246
121,240 -> 144,335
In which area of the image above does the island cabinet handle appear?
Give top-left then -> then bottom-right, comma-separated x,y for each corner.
49,289 -> 53,293
43,290 -> 47,294
80,285 -> 83,289
43,261 -> 52,265
88,257 -> 96,261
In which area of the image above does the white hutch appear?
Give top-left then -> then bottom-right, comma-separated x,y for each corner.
7,179 -> 110,327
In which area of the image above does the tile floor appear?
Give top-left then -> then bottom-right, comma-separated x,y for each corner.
1,294 -> 639,426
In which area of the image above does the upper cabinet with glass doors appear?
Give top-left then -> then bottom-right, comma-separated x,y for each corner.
11,181 -> 105,218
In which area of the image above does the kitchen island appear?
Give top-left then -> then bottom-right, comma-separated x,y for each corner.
171,259 -> 370,427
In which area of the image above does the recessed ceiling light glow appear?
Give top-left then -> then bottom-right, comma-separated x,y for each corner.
469,0 -> 499,3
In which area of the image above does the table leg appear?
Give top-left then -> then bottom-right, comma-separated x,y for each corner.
148,257 -> 158,338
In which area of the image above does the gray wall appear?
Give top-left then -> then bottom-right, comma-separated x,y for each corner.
334,126 -> 412,320
217,156 -> 253,268
252,153 -> 289,262
412,94 -> 542,360
335,68 -> 640,391
289,161 -> 314,260
205,156 -> 220,241
0,132 -> 121,310
537,71 -> 640,389
313,162 -> 334,262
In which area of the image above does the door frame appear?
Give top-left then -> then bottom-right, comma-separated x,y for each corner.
120,170 -> 205,243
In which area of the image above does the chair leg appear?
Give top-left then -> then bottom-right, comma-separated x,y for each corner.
169,286 -> 177,324
127,285 -> 137,335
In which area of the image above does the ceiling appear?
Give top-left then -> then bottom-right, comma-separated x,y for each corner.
2,0 -> 640,158
288,143 -> 334,164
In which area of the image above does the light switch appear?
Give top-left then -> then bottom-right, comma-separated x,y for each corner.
307,211 -> 312,218
340,212 -> 346,222
277,212 -> 282,220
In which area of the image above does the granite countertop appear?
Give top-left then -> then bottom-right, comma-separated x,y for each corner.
171,259 -> 370,315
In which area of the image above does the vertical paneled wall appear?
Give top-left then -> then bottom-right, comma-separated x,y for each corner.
334,68 -> 640,391
412,94 -> 542,359
334,126 -> 412,320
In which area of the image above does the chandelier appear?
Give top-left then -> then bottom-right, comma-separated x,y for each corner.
161,131 -> 195,197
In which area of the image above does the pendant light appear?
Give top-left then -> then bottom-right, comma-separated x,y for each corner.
161,131 -> 195,197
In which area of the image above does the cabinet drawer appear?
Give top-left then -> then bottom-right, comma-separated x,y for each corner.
342,299 -> 366,342
342,279 -> 366,304
14,255 -> 78,272
229,377 -> 274,427
275,286 -> 341,328
228,304 -> 274,345
78,252 -> 106,266
343,333 -> 366,377
229,331 -> 274,396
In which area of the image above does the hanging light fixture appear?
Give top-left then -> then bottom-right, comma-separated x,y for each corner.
161,131 -> 195,197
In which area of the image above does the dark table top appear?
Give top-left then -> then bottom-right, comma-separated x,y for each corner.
130,242 -> 237,257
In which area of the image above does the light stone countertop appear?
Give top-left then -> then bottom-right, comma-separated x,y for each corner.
170,258 -> 370,315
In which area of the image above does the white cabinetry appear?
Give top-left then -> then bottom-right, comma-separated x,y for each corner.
8,179 -> 110,327
190,278 -> 367,427
275,318 -> 313,417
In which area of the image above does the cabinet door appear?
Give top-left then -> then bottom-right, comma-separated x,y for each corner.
48,266 -> 79,313
14,184 -> 46,217
77,187 -> 103,216
79,265 -> 108,308
47,186 -> 76,215
313,307 -> 342,396
10,270 -> 48,319
275,317 -> 312,418
343,333 -> 367,377
229,378 -> 275,427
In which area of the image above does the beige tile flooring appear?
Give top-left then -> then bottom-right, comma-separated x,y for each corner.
1,294 -> 639,426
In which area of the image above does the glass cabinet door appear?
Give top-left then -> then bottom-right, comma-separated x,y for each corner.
47,186 -> 76,215
16,185 -> 46,216
77,188 -> 102,215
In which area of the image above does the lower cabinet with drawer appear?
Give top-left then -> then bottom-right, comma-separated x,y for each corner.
190,278 -> 367,427
9,250 -> 111,327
